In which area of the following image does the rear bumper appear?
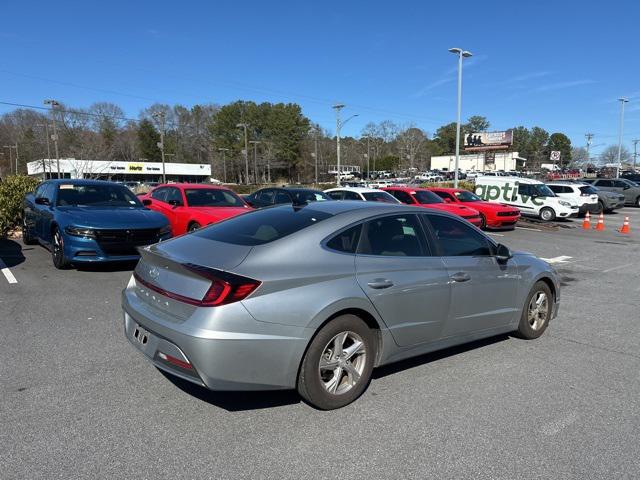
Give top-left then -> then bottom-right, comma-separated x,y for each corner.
122,284 -> 311,391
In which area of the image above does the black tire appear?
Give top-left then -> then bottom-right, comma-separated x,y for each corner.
636,196 -> 640,208
22,217 -> 37,245
479,213 -> 487,230
188,222 -> 201,233
51,227 -> 71,269
539,207 -> 556,222
516,281 -> 553,340
297,314 -> 376,410
594,201 -> 604,215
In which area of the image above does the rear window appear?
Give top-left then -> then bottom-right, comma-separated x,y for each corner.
193,207 -> 332,245
579,185 -> 597,195
362,191 -> 399,203
413,190 -> 444,204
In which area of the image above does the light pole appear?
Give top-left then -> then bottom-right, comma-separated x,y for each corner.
309,126 -> 320,185
361,133 -> 371,180
152,111 -> 167,183
44,99 -> 61,178
616,97 -> 629,178
332,104 -> 358,186
633,139 -> 639,172
249,140 -> 261,184
448,47 -> 473,188
236,123 -> 249,185
218,148 -> 229,183
37,123 -> 52,178
585,133 -> 594,166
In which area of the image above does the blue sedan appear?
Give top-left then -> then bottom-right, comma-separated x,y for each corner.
23,179 -> 172,269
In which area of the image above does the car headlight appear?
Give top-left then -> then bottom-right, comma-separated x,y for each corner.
158,224 -> 172,237
64,226 -> 96,238
559,200 -> 571,207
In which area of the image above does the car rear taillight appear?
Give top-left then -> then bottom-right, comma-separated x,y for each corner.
134,266 -> 260,308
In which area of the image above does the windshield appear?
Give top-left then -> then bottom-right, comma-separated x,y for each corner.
413,190 -> 444,204
534,184 -> 555,197
185,188 -> 245,207
362,191 -> 399,203
453,190 -> 482,202
56,183 -> 142,207
193,206 -> 332,245
290,190 -> 331,204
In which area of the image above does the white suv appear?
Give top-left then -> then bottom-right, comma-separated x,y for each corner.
546,182 -> 599,215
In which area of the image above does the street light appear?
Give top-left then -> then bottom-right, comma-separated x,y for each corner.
616,97 -> 629,178
152,111 -> 167,183
448,47 -> 472,188
218,148 -> 229,183
332,104 -> 358,186
236,123 -> 249,185
44,99 -> 61,178
249,140 -> 261,184
361,133 -> 371,180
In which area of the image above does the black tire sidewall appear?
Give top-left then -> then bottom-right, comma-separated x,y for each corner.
540,207 -> 555,222
298,314 -> 375,410
517,281 -> 553,340
52,228 -> 70,269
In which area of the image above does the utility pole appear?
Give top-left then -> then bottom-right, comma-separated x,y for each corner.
218,148 -> 229,183
448,47 -> 473,188
633,139 -> 639,171
314,129 -> 319,185
38,123 -> 52,179
332,104 -> 358,186
362,133 -> 371,180
3,146 -> 14,175
249,140 -> 261,184
236,123 -> 249,185
616,97 -> 629,178
44,99 -> 61,178
14,143 -> 19,174
585,133 -> 594,166
152,111 -> 167,183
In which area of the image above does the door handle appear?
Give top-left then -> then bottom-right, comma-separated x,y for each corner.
450,272 -> 471,283
367,278 -> 394,289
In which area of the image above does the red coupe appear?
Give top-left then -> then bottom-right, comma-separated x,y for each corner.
429,187 -> 521,230
140,184 -> 252,235
382,187 -> 483,227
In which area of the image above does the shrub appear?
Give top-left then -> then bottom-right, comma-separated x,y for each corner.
0,175 -> 39,237
426,181 -> 476,192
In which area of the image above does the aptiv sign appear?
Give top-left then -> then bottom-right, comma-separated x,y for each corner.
475,182 -> 545,207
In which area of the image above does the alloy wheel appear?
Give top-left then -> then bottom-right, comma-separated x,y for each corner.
318,331 -> 367,395
527,291 -> 549,330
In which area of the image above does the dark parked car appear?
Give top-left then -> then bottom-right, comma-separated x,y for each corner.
23,179 -> 171,269
582,178 -> 640,207
244,187 -> 332,208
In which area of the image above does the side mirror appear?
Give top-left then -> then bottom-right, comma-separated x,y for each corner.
35,197 -> 50,206
142,199 -> 152,206
495,243 -> 512,263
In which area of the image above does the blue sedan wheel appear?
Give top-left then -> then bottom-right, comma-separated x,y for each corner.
52,227 -> 71,269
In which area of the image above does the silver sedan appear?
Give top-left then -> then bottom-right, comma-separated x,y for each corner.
122,201 -> 560,409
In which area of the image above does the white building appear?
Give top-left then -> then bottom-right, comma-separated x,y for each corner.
430,151 -> 526,172
27,158 -> 212,182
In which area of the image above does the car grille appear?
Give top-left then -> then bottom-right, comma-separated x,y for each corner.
95,229 -> 161,256
497,211 -> 519,217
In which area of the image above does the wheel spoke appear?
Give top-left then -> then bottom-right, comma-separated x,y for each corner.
325,367 -> 343,393
333,332 -> 347,358
343,340 -> 364,361
319,357 -> 340,370
343,362 -> 361,386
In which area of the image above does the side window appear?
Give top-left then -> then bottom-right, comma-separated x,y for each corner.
434,191 -> 455,201
359,214 -> 425,257
43,183 -> 57,202
274,191 -> 291,204
326,224 -> 362,254
256,189 -> 275,204
390,190 -> 414,204
35,183 -> 48,199
425,214 -> 492,257
613,180 -> 627,188
151,187 -> 168,202
327,191 -> 344,200
597,180 -> 612,187
343,191 -> 362,200
165,188 -> 183,205
547,185 -> 561,194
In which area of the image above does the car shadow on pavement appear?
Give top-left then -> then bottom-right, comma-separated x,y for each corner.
0,238 -> 26,268
159,370 -> 301,411
372,334 -> 510,380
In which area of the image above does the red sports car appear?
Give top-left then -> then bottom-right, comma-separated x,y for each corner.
382,187 -> 483,227
140,184 -> 252,235
429,187 -> 521,230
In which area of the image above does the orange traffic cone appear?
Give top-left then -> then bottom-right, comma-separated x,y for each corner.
620,216 -> 630,234
582,211 -> 591,230
594,213 -> 605,231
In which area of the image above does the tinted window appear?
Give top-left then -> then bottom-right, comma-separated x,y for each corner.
185,188 -> 245,207
193,207 -> 332,245
579,185 -> 597,195
327,191 -> 344,200
547,185 -> 562,193
256,189 -> 275,204
597,180 -> 613,187
389,190 -> 415,204
326,224 -> 362,253
433,191 -> 455,201
359,214 -> 425,257
274,191 -> 292,204
165,188 -> 183,205
613,180 -> 629,188
343,191 -> 362,200
426,214 -> 492,256
413,190 -> 444,204
453,190 -> 482,202
289,190 -> 331,204
151,187 -> 169,202
35,183 -> 48,199
55,183 -> 142,207
362,191 -> 399,203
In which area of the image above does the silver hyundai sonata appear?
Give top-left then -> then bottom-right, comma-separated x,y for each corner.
122,201 -> 560,409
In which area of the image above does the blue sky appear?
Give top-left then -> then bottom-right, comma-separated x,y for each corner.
1,0 -> 640,156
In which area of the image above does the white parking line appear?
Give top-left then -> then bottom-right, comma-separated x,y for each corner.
602,263 -> 631,274
487,232 -> 505,237
540,255 -> 573,265
0,258 -> 17,284
516,226 -> 542,232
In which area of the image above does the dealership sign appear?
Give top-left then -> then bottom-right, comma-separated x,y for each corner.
464,130 -> 513,151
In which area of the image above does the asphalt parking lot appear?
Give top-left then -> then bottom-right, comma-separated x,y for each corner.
1,209 -> 639,479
